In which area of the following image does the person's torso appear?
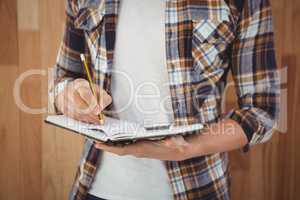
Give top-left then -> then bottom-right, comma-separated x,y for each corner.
88,0 -> 174,199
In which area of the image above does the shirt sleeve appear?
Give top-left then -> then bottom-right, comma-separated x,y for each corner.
228,0 -> 280,149
48,1 -> 91,113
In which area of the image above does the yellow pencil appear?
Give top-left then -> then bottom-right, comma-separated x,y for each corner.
80,54 -> 105,125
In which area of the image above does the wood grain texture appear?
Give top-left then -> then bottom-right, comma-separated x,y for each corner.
17,0 -> 42,199
0,0 -> 19,66
0,67 -> 21,200
17,31 -> 42,200
17,0 -> 39,31
0,0 -> 299,199
279,55 -> 297,200
40,1 -> 84,200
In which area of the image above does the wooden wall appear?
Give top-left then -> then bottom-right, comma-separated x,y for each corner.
0,0 -> 299,199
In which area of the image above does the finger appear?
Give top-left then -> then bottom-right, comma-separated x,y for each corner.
67,105 -> 100,124
80,114 -> 100,124
77,87 -> 99,113
63,95 -> 99,124
87,114 -> 102,124
66,109 -> 98,124
73,79 -> 101,113
172,135 -> 189,145
70,90 -> 99,116
75,79 -> 112,110
95,87 -> 112,110
162,136 -> 188,147
57,80 -> 85,114
161,137 -> 173,146
63,106 -> 80,121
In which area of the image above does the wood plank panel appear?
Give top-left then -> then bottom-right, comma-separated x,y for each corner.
17,0 -> 42,199
0,67 -> 21,200
17,31 -> 42,200
293,1 -> 300,197
0,0 -> 18,66
17,0 -> 39,31
291,2 -> 300,197
40,1 -> 84,200
272,0 -> 299,199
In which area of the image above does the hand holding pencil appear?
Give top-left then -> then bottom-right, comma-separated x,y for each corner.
54,56 -> 112,125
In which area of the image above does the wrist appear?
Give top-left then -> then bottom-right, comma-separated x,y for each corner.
52,79 -> 73,114
184,124 -> 220,158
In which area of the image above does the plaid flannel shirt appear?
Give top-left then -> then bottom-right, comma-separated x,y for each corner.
51,0 -> 280,199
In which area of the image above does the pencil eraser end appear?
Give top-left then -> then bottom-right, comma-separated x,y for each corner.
80,54 -> 85,61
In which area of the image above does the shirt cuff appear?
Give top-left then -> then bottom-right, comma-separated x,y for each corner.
48,78 -> 73,114
225,108 -> 272,153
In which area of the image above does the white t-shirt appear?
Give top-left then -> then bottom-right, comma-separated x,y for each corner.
88,0 -> 174,200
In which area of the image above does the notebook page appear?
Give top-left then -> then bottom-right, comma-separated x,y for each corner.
87,117 -> 146,137
45,115 -> 108,141
46,115 -> 146,138
110,123 -> 204,140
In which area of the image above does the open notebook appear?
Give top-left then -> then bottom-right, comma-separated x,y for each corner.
45,115 -> 204,143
